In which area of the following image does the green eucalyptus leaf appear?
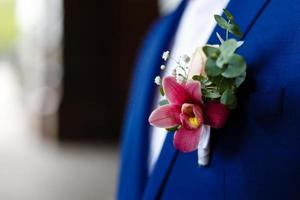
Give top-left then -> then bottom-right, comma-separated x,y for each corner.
223,9 -> 234,21
221,89 -> 237,109
203,90 -> 221,99
214,15 -> 229,30
220,39 -> 238,57
217,39 -> 239,68
218,78 -> 234,93
221,54 -> 246,78
203,46 -> 220,59
159,99 -> 169,106
208,76 -> 222,85
234,72 -> 246,87
229,23 -> 243,38
205,58 -> 223,76
193,75 -> 212,86
216,54 -> 228,68
203,79 -> 213,86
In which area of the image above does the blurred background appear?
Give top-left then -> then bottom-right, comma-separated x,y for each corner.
0,0 -> 181,199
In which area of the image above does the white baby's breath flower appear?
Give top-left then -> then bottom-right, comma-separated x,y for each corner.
160,65 -> 166,70
154,76 -> 161,85
182,54 -> 191,63
162,51 -> 170,61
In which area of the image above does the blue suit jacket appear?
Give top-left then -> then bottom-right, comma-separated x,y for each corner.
118,0 -> 300,199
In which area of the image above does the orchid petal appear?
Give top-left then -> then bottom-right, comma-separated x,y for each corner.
193,104 -> 204,120
184,80 -> 202,103
163,76 -> 188,105
205,101 -> 230,129
173,128 -> 201,152
148,104 -> 181,128
181,103 -> 194,114
180,104 -> 203,130
181,103 -> 203,121
180,113 -> 194,130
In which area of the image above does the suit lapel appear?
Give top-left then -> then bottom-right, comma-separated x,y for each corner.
143,0 -> 271,199
118,1 -> 187,199
143,133 -> 178,200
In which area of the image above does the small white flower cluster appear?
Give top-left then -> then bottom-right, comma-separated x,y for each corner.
162,51 -> 170,61
154,76 -> 161,86
154,51 -> 170,86
173,54 -> 191,84
154,51 -> 192,86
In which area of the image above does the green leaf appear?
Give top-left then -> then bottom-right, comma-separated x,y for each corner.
216,9 -> 243,38
203,79 -> 213,86
203,90 -> 221,99
219,39 -> 238,57
159,99 -> 169,106
193,75 -> 212,86
207,76 -> 234,93
217,39 -> 239,68
214,15 -> 229,30
223,9 -> 234,21
205,58 -> 223,76
221,54 -> 246,78
234,72 -> 246,87
160,87 -> 165,96
203,46 -> 220,59
220,89 -> 237,109
192,75 -> 201,81
229,23 -> 243,38
218,78 -> 234,93
216,54 -> 228,68
208,76 -> 222,85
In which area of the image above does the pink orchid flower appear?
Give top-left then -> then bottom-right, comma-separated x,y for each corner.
148,76 -> 204,152
149,76 -> 230,153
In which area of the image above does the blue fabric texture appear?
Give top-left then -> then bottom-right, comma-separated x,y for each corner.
118,0 -> 300,199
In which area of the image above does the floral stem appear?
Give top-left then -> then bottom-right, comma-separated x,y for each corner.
226,29 -> 229,40
170,57 -> 188,78
226,20 -> 230,40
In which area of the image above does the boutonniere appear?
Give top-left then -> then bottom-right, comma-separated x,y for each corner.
149,9 -> 247,166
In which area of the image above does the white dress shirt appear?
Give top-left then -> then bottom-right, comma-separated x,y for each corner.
148,0 -> 230,173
